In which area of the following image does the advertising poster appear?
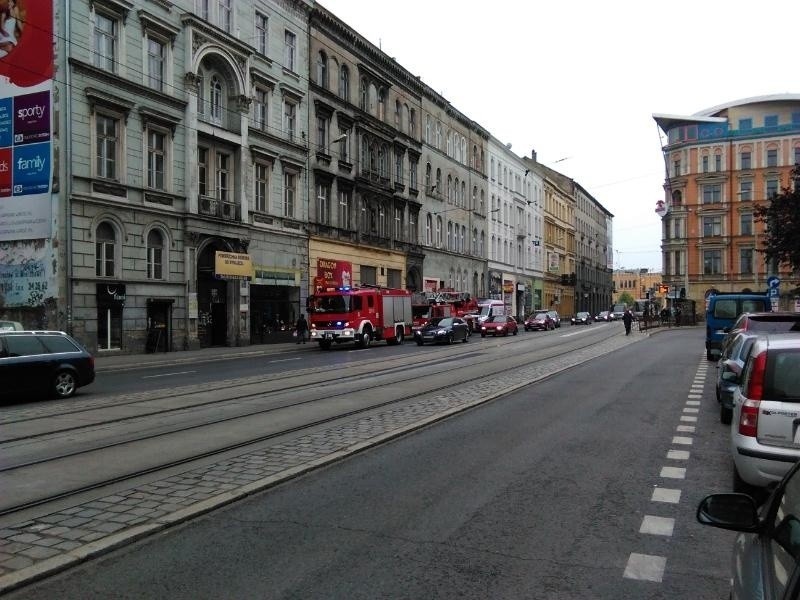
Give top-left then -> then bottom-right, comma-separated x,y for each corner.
316,258 -> 352,288
0,0 -> 54,242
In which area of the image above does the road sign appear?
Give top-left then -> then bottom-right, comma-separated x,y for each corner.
767,276 -> 780,289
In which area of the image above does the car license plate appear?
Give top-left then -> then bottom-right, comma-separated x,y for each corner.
324,333 -> 332,339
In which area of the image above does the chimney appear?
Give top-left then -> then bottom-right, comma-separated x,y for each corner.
531,149 -> 537,162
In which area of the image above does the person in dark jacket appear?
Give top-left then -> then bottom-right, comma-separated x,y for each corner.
295,314 -> 308,344
622,309 -> 633,336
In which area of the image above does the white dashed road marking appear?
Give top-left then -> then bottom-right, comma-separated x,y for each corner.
640,515 -> 675,536
624,553 -> 667,582
652,488 -> 681,504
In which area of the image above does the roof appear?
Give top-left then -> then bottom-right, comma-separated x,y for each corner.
653,93 -> 800,133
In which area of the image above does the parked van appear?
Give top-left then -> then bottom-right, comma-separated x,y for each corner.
705,292 -> 770,361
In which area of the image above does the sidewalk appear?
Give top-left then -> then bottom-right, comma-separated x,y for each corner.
93,339 -> 312,372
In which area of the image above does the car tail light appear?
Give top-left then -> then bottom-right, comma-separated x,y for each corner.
745,352 -> 766,401
738,398 -> 760,437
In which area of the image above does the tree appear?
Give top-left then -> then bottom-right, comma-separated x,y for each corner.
754,165 -> 800,278
617,291 -> 635,306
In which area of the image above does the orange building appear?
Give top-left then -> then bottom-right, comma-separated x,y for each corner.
654,96 -> 800,309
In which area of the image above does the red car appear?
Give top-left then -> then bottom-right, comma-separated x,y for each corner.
524,313 -> 555,331
480,315 -> 518,337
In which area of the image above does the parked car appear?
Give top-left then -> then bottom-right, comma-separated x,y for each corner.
705,292 -> 771,361
414,317 -> 469,346
730,333 -> 800,493
697,458 -> 800,599
524,312 -> 554,331
480,315 -> 518,337
595,311 -> 611,322
571,312 -> 592,325
0,320 -> 23,331
547,310 -> 561,328
716,331 -> 758,425
721,311 -> 800,357
0,331 -> 95,399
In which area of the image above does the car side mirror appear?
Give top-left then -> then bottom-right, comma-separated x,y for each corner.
722,359 -> 742,376
697,493 -> 759,533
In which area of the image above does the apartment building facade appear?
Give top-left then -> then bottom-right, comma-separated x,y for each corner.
486,139 -> 544,319
654,95 -> 800,309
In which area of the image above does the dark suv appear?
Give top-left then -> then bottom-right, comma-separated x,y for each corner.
0,331 -> 95,399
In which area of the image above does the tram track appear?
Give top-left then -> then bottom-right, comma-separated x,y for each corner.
0,326 -> 618,520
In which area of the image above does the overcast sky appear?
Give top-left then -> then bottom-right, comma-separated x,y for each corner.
318,0 -> 799,271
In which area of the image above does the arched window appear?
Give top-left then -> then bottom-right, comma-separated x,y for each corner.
425,163 -> 432,189
460,226 -> 465,253
426,214 -> 432,245
379,144 -> 388,177
378,88 -> 386,119
409,108 -> 416,136
395,99 -> 401,127
425,115 -> 431,144
360,78 -> 368,110
461,182 -> 466,208
147,229 -> 164,279
461,138 -> 467,164
360,134 -> 369,171
95,221 -> 116,277
339,65 -> 349,101
447,175 -> 453,202
436,168 -> 442,192
472,228 -> 478,255
472,145 -> 478,169
316,51 -> 327,88
491,158 -> 495,180
447,221 -> 453,250
436,216 -> 443,247
210,76 -> 223,123
446,132 -> 452,156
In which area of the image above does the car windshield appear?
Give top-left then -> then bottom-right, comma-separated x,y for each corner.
309,295 -> 351,313
487,316 -> 506,323
434,318 -> 453,327
577,312 -> 589,318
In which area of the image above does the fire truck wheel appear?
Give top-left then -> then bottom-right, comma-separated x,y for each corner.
387,327 -> 404,346
358,329 -> 371,348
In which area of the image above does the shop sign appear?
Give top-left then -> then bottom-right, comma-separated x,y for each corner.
503,279 -> 514,294
215,251 -> 253,280
96,283 -> 126,305
548,251 -> 560,273
316,258 -> 352,288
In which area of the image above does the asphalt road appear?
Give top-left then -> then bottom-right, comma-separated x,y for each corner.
9,327 -> 736,599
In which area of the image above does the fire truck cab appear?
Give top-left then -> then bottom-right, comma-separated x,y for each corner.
307,286 -> 413,350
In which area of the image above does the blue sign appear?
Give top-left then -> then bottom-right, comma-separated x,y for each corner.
0,98 -> 12,148
767,276 -> 780,289
12,142 -> 50,195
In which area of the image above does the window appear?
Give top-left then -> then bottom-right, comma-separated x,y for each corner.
339,66 -> 349,101
446,221 -> 453,250
436,216 -> 443,247
703,249 -> 722,275
409,212 -> 417,244
361,265 -> 376,286
673,159 -> 680,177
741,151 -> 751,170
195,0 -> 209,19
255,12 -> 268,55
378,89 -> 385,120
425,115 -> 431,144
702,155 -> 708,173
284,30 -> 296,71
360,79 -> 367,110
795,146 -> 800,166
317,115 -> 327,149
284,101 -> 296,140
740,212 -> 753,235
315,182 -> 330,225
210,76 -> 223,123
215,151 -> 230,201
740,248 -> 753,274
765,115 -> 778,128
378,145 -> 388,178
702,215 -> 722,237
394,100 -> 401,128
702,183 -> 721,204
338,189 -> 351,229
409,159 -> 417,190
96,114 -> 119,180
284,171 -> 296,217
146,129 -> 166,190
767,148 -> 778,168
93,12 -> 117,72
739,118 -> 752,131
147,229 -> 164,280
714,154 -> 722,172
425,214 -> 432,245
767,178 -> 779,198
395,151 -> 403,184
409,109 -> 416,136
394,206 -> 403,240
387,268 -> 401,289
146,36 -> 165,91
253,87 -> 268,131
254,162 -> 269,213
739,180 -> 752,201
316,51 -> 327,88
198,148 -> 208,196
217,0 -> 231,32
338,129 -> 349,162
95,222 -> 115,277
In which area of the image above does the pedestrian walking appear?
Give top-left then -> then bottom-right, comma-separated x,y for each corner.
622,308 -> 633,336
674,306 -> 682,327
294,313 -> 308,344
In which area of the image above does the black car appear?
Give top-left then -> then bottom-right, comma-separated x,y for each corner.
571,312 -> 592,325
414,317 -> 470,345
0,331 -> 95,399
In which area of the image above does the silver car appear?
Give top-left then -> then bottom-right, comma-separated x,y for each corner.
730,334 -> 800,493
697,459 -> 800,599
717,331 -> 758,425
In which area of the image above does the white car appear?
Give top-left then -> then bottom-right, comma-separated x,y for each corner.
0,320 -> 23,331
730,333 -> 800,493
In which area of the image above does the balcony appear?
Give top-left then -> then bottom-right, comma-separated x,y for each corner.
199,195 -> 239,221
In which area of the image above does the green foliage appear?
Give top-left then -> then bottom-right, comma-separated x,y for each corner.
754,165 -> 800,277
617,291 -> 635,306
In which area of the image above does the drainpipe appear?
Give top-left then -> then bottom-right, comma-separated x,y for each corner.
64,0 -> 73,335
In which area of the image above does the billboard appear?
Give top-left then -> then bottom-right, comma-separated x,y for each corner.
0,0 -> 54,241
316,258 -> 352,288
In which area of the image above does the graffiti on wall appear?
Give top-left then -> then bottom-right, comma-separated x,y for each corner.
0,239 -> 56,307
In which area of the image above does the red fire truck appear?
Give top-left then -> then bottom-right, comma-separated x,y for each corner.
412,290 -> 480,331
307,285 -> 413,350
